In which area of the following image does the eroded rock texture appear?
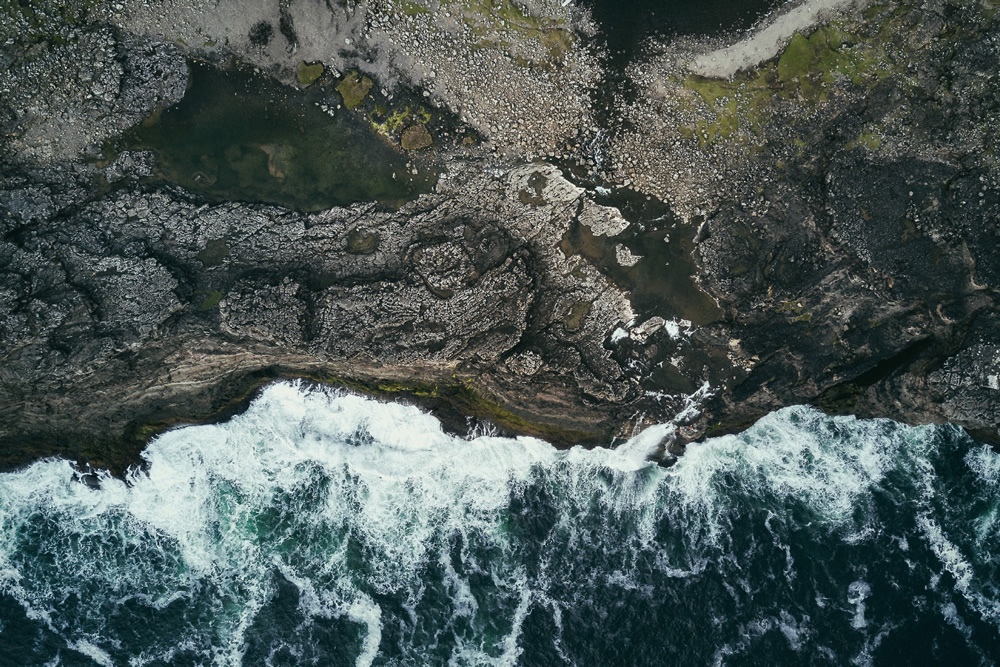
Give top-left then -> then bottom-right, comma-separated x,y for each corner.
1,150 -> 643,470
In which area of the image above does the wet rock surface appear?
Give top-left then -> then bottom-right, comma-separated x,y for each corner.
2,0 -> 1000,472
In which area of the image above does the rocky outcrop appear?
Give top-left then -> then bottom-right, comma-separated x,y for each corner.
83,0 -> 601,158
0,145 -> 644,471
676,0 -> 1000,445
0,29 -> 187,163
1,0 -> 999,473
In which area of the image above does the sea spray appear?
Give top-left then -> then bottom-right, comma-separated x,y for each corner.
0,381 -> 997,665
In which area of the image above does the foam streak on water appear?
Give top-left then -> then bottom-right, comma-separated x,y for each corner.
0,381 -> 998,665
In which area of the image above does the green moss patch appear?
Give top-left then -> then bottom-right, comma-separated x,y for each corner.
775,300 -> 813,324
1,0 -> 102,45
541,28 -> 574,60
460,0 -> 548,29
682,70 -> 775,147
398,0 -> 431,15
847,128 -> 883,152
297,61 -> 324,87
680,24 -> 898,146
775,300 -> 805,314
776,26 -> 891,103
337,71 -> 373,109
368,102 -> 435,148
198,290 -> 224,311
443,0 -> 573,66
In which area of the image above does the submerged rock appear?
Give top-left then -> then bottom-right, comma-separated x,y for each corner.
401,123 -> 433,150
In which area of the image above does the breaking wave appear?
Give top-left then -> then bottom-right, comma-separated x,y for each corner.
1,381 -> 998,665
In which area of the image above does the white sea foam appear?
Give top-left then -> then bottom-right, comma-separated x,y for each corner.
966,444 -> 1000,491
941,602 -> 972,639
1,382 -> 998,664
672,406 -> 906,530
847,580 -> 870,630
68,638 -> 115,666
918,512 -> 1000,624
777,610 -> 810,651
347,595 -> 382,667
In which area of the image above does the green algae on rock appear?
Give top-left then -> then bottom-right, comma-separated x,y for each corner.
336,70 -> 373,109
296,60 -> 324,87
117,62 -> 436,211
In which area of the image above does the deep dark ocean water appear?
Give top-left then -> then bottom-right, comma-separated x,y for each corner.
1,382 -> 998,665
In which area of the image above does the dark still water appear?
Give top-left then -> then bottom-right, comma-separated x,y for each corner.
1,382 -> 998,665
581,0 -> 787,58
119,63 -> 435,212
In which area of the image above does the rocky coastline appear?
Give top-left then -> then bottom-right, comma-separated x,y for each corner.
2,0 -> 999,474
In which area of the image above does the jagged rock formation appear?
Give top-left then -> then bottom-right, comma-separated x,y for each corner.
2,141 -> 648,469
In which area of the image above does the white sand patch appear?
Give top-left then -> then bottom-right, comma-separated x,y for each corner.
689,0 -> 866,79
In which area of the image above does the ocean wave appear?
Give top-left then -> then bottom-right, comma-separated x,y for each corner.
0,381 -> 997,665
